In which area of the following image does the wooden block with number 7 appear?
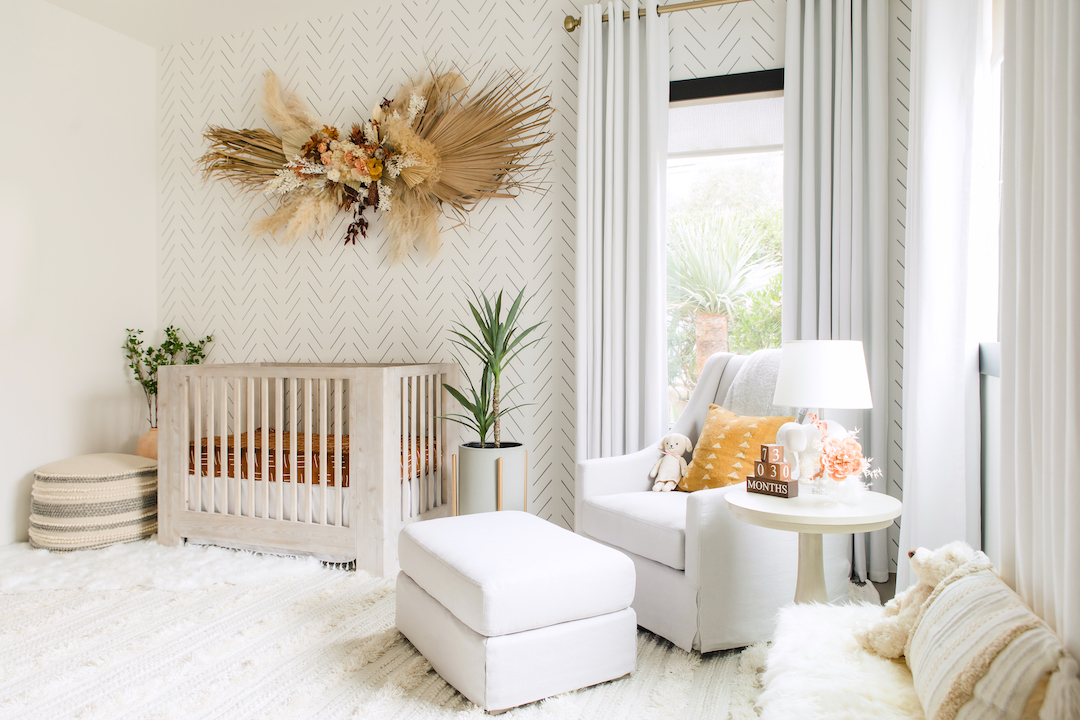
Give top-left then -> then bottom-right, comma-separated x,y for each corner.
760,444 -> 785,464
755,461 -> 791,480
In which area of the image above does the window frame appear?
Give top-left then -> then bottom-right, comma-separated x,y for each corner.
669,68 -> 784,104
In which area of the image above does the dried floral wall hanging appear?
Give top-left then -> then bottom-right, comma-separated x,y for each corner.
199,68 -> 553,262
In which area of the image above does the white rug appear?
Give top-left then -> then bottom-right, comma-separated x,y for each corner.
0,541 -> 764,720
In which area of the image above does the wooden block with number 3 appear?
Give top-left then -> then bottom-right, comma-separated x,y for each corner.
760,444 -> 785,464
755,460 -> 791,480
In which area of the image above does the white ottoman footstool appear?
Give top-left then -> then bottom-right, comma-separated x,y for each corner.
396,511 -> 636,713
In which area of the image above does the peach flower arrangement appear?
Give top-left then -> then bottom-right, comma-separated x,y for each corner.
818,430 -> 882,482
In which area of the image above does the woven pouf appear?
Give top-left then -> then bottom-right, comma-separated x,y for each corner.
29,453 -> 158,551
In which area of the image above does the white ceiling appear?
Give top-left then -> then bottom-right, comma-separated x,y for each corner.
41,0 -> 368,47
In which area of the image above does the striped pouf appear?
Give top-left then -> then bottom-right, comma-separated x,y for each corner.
29,453 -> 158,551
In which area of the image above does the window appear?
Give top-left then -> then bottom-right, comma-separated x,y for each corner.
666,80 -> 784,422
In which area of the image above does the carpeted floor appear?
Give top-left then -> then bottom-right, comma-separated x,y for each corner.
0,541 -> 764,720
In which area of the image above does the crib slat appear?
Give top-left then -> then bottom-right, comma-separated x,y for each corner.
290,377 -> 298,522
320,378 -> 328,526
419,373 -> 426,513
334,378 -> 342,527
247,377 -> 255,518
194,376 -> 202,514
233,377 -> 241,516
411,376 -> 420,519
425,375 -> 434,509
427,374 -> 434,511
433,373 -> 441,508
207,377 -> 215,514
305,377 -> 313,524
181,377 -> 190,512
275,377 -> 284,521
261,377 -> 269,520
220,378 -> 228,514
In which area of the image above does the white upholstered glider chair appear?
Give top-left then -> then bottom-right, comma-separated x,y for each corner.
575,351 -> 850,652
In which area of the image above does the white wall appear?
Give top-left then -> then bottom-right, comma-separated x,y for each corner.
0,0 -> 157,544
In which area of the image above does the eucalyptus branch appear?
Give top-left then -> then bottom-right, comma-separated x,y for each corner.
123,326 -> 213,429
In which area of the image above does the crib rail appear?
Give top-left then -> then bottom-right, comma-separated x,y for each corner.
157,362 -> 459,576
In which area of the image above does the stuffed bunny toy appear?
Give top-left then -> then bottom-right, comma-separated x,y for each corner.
855,540 -> 977,658
649,433 -> 693,491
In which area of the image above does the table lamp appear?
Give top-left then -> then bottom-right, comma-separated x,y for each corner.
772,340 -> 873,479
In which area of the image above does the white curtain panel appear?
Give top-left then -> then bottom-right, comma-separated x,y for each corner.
896,0 -> 999,590
999,0 -> 1080,660
783,0 -> 890,582
575,1 -> 669,461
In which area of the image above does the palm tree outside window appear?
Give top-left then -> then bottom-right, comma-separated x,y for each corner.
666,75 -> 784,422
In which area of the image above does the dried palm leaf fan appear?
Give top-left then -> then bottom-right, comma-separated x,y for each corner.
198,66 -> 553,263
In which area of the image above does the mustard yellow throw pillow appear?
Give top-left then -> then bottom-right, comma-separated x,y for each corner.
678,405 -> 794,492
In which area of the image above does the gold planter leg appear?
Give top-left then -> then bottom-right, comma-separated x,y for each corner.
452,454 -> 458,516
496,457 -> 503,511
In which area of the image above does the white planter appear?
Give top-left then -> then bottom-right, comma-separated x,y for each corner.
456,442 -> 527,515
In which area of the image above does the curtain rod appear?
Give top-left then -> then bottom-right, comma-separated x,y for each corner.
564,0 -> 754,32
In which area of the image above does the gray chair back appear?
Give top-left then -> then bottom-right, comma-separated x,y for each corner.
670,349 -> 793,445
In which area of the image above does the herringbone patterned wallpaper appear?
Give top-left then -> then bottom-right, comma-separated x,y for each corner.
887,0 -> 912,572
156,0 -> 785,530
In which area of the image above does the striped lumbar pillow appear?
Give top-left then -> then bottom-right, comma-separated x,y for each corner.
29,453 -> 158,552
906,553 -> 1074,720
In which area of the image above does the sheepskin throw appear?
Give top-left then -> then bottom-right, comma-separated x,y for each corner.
759,602 -> 926,720
29,453 -> 158,551
907,553 -> 1077,720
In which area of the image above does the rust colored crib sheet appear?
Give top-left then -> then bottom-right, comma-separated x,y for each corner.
188,431 -> 438,487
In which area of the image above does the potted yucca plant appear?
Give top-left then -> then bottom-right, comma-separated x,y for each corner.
442,288 -> 543,514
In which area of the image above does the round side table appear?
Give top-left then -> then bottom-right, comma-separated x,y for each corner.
725,488 -> 902,604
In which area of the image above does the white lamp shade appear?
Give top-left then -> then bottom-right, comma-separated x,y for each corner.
772,340 -> 873,409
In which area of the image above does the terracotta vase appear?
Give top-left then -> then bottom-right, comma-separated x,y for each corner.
136,428 -> 159,460
694,312 -> 729,376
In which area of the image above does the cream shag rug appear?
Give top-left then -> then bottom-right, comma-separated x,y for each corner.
0,541 -> 765,720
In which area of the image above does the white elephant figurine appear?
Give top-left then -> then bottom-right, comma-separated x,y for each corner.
776,418 -> 849,481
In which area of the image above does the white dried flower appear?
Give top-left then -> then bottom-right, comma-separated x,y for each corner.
377,182 -> 392,212
384,153 -> 417,180
327,169 -> 341,183
363,121 -> 378,144
264,156 -> 325,196
406,93 -> 427,124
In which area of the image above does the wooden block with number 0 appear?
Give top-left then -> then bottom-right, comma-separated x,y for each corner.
759,444 -> 785,464
755,460 -> 791,480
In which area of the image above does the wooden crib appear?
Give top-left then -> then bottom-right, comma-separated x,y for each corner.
156,363 -> 459,577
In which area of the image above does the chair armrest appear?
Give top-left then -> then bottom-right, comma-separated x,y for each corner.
685,486 -> 792,586
574,446 -> 659,527
684,486 -> 800,649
